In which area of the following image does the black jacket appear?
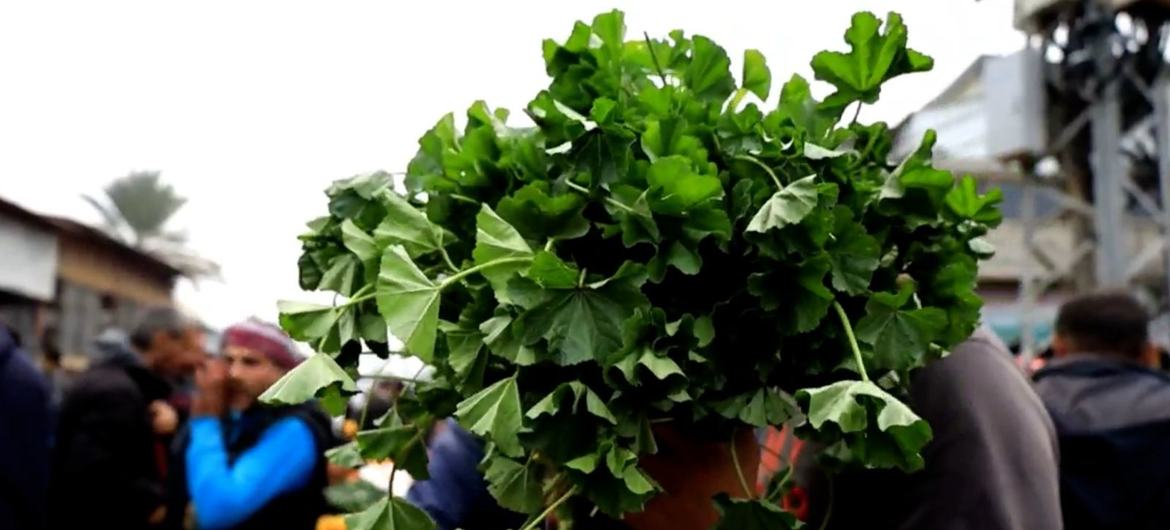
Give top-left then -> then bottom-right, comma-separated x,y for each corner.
49,349 -> 172,530
1034,356 -> 1170,530
804,327 -> 1064,530
0,326 -> 51,530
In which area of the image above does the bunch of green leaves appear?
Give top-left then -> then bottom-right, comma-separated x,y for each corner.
262,9 -> 1000,530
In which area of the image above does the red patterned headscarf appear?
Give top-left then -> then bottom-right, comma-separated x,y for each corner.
222,319 -> 300,371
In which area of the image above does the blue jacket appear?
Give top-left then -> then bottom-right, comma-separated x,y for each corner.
407,419 -> 525,530
0,326 -> 51,530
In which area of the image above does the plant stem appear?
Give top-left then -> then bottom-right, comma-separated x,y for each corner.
643,31 -> 669,86
728,88 -> 747,112
439,257 -> 533,290
341,291 -> 376,309
730,433 -> 753,498
520,486 -> 578,530
732,155 -> 783,189
850,102 -> 862,125
450,193 -> 479,205
438,232 -> 460,273
832,301 -> 869,382
564,180 -> 636,214
388,464 -> 399,495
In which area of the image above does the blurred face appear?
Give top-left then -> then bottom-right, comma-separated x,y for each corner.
152,326 -> 207,378
225,345 -> 285,409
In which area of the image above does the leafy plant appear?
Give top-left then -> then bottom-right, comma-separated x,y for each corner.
265,9 -> 1000,530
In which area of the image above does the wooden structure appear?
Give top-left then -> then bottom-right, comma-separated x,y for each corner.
0,196 -> 182,361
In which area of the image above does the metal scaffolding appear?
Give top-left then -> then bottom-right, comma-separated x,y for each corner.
1015,0 -> 1170,356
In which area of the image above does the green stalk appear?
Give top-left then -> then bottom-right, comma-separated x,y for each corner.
439,256 -> 533,290
728,88 -> 747,111
730,433 -> 753,498
732,155 -> 783,189
520,486 -> 578,530
832,301 -> 869,382
564,180 -> 636,214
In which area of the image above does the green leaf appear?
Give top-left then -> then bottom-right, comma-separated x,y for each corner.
484,456 -> 544,513
565,452 -> 599,473
772,74 -> 836,138
747,254 -> 833,334
473,205 -> 535,298
797,379 -> 932,471
746,175 -> 819,233
325,441 -> 364,468
826,210 -> 880,295
278,301 -> 339,342
945,175 -> 1003,225
855,284 -> 947,371
344,496 -> 435,530
517,263 -> 649,366
613,349 -> 685,387
641,118 -> 705,163
445,328 -> 488,391
645,156 -> 724,215
685,35 -> 736,102
376,245 -> 441,362
606,185 -> 660,247
496,182 -> 590,241
373,190 -> 446,255
711,494 -> 802,530
524,251 -> 580,289
318,254 -> 361,297
811,11 -> 934,109
356,425 -> 429,479
742,49 -> 772,100
259,353 -> 358,409
730,388 -> 798,428
454,376 -> 524,457
803,142 -> 851,160
527,381 -> 617,424
480,315 -> 538,365
342,219 -> 380,264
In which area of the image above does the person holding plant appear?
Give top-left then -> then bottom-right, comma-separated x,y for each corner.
172,319 -> 332,530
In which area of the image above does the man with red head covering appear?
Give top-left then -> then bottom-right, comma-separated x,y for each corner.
172,319 -> 332,530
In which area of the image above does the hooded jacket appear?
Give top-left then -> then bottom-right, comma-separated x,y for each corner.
1034,355 -> 1170,530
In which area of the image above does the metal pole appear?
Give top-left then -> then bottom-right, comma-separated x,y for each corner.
1154,75 -> 1170,304
1018,176 -> 1039,363
1089,79 -> 1129,287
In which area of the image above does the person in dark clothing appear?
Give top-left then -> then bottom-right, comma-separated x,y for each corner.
50,308 -> 205,530
799,326 -> 1063,530
172,319 -> 331,530
1034,291 -> 1170,530
0,324 -> 52,530
407,418 -> 527,530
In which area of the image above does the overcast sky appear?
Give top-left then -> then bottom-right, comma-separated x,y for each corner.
0,0 -> 1023,329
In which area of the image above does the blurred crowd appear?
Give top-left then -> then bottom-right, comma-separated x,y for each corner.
4,290 -> 1170,530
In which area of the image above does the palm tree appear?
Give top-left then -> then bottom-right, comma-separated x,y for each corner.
84,171 -> 220,278
83,171 -> 187,247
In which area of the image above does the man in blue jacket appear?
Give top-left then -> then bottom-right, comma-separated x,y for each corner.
407,419 -> 526,530
177,319 -> 331,530
1034,291 -> 1170,530
0,324 -> 51,530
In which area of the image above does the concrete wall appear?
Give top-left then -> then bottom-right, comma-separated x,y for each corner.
0,213 -> 57,301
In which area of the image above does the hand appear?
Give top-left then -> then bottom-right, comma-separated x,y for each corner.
191,358 -> 229,417
148,400 -> 179,436
148,505 -> 167,525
